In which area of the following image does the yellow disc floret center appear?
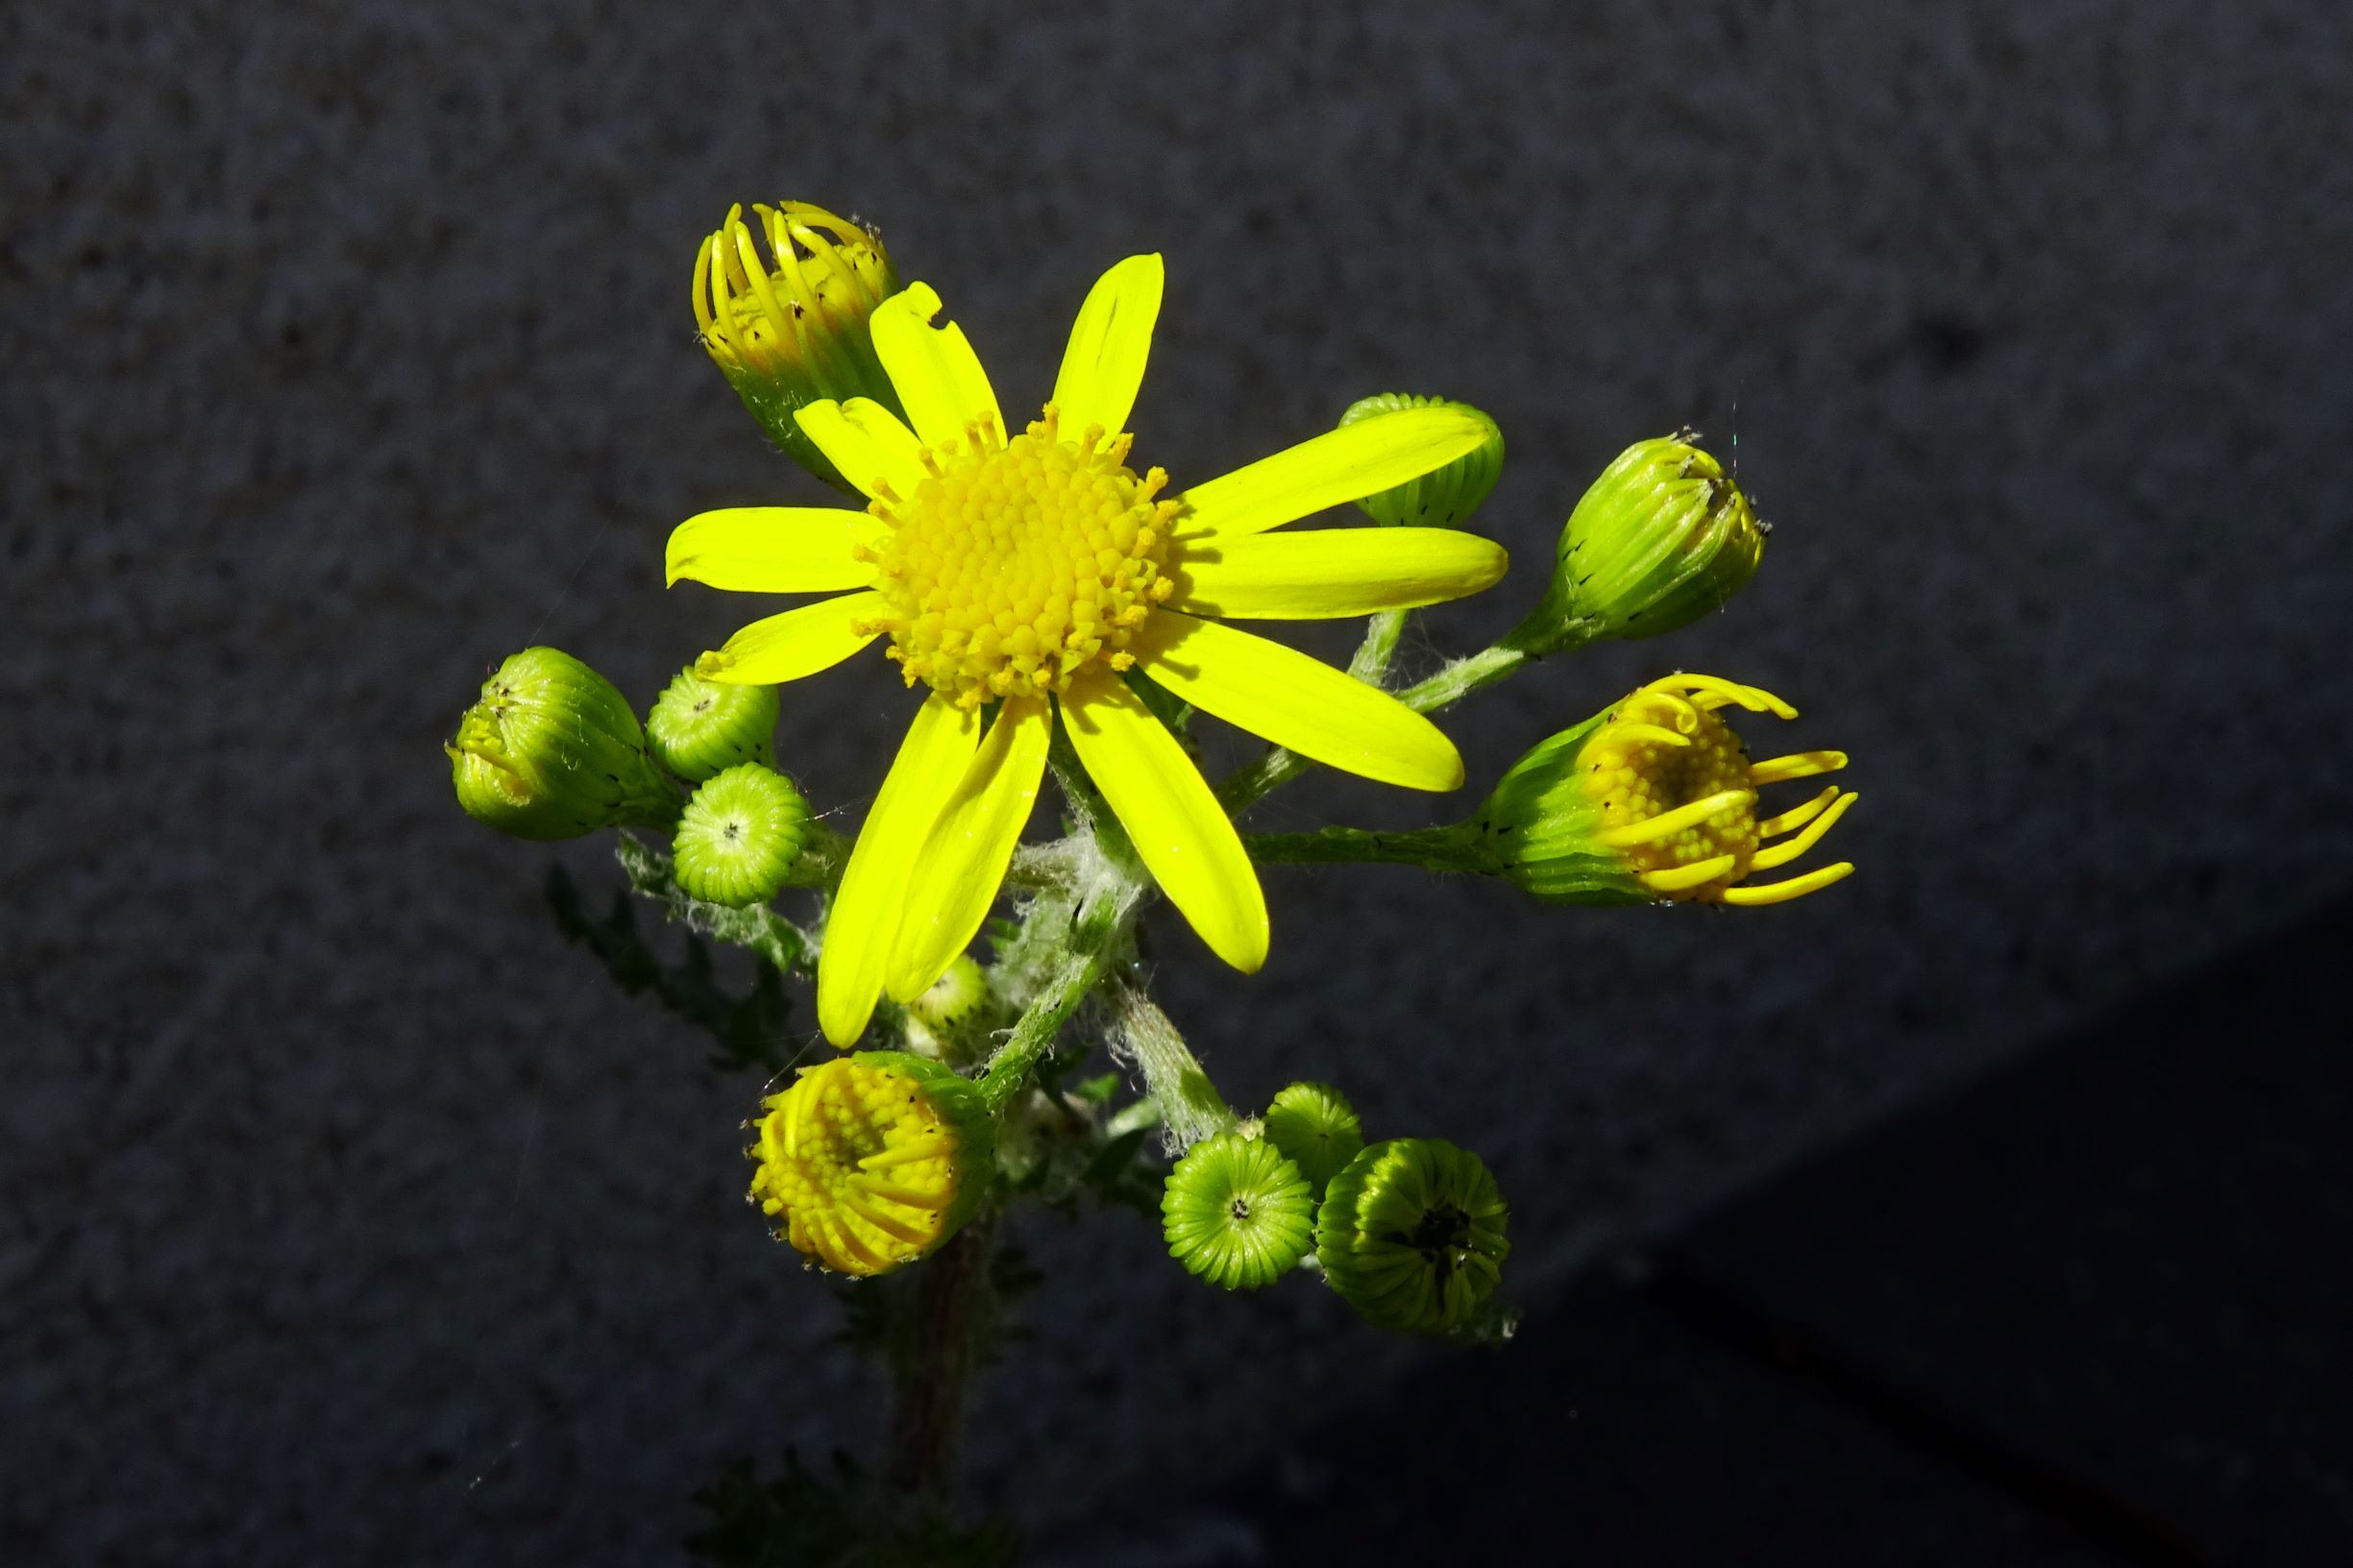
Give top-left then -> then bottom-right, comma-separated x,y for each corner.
864,406 -> 1178,709
748,1058 -> 963,1276
1580,678 -> 1761,901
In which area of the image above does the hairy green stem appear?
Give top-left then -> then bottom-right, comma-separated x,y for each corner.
616,833 -> 816,976
1217,641 -> 1529,814
1241,822 -> 1493,875
1105,975 -> 1236,1151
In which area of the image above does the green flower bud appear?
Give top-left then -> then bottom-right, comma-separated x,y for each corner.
1469,673 -> 1857,907
901,955 -> 1005,1066
1162,1132 -> 1315,1290
646,664 -> 778,781
1510,432 -> 1764,653
1262,1082 -> 1364,1193
672,763 -> 811,906
692,201 -> 905,492
747,1050 -> 995,1276
1340,394 -> 1505,528
1315,1138 -> 1508,1335
446,647 -> 678,841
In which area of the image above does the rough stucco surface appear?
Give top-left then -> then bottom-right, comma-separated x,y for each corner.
4,2 -> 2349,1560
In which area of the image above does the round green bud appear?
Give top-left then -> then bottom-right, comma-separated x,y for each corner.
1316,1138 -> 1509,1335
1162,1132 -> 1316,1290
447,647 -> 678,841
1339,394 -> 1505,528
901,955 -> 1004,1066
1513,433 -> 1764,653
672,763 -> 811,906
647,665 -> 778,781
692,201 -> 904,493
1262,1082 -> 1365,1193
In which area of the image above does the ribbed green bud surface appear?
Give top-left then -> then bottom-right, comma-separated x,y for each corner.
1513,433 -> 1764,652
447,647 -> 678,841
1467,713 -> 1653,906
1262,1082 -> 1365,1193
1315,1138 -> 1509,1334
647,666 -> 778,781
672,763 -> 811,906
1340,393 -> 1505,528
1163,1132 -> 1315,1290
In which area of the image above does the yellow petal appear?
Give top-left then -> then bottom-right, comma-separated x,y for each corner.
818,696 -> 981,1046
793,398 -> 930,502
1062,668 -> 1268,972
1167,527 -> 1507,619
1049,254 -> 1163,439
665,506 -> 883,592
1132,614 -> 1463,791
885,696 -> 1052,1002
699,591 -> 887,686
1172,405 -> 1492,541
868,282 -> 1001,452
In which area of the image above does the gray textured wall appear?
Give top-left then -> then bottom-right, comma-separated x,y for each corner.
6,2 -> 2349,1561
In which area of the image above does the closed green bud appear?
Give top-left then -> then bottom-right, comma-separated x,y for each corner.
447,647 -> 677,841
1510,432 -> 1763,653
1340,394 -> 1505,528
672,763 -> 811,906
1316,1138 -> 1508,1335
692,201 -> 904,493
646,665 -> 778,781
1163,1132 -> 1316,1290
901,955 -> 1005,1066
1470,673 -> 1857,908
747,1050 -> 995,1276
1262,1082 -> 1364,1193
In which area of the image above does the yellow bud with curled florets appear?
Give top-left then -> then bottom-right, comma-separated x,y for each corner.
1474,673 -> 1857,906
693,201 -> 903,493
746,1051 -> 994,1277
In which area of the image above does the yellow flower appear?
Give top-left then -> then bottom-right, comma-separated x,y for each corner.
1477,673 -> 1856,905
668,256 -> 1508,1045
747,1052 -> 992,1276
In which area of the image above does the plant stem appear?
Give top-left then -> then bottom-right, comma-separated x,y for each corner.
1105,975 -> 1236,1151
1240,822 -> 1492,875
880,1214 -> 994,1504
1216,642 -> 1529,814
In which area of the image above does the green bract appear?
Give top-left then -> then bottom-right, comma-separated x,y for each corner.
1162,1133 -> 1315,1290
1341,394 -> 1505,529
447,647 -> 678,841
1316,1138 -> 1509,1334
1512,433 -> 1763,653
673,763 -> 811,906
647,665 -> 778,781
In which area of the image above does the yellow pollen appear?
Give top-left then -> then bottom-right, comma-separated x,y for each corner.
863,405 -> 1175,708
1581,674 -> 1856,904
747,1058 -> 964,1276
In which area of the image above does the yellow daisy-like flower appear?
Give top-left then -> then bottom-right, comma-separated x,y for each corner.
668,255 -> 1508,1046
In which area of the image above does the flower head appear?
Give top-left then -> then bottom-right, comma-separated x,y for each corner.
667,255 -> 1512,1045
747,1051 -> 993,1276
672,762 -> 811,907
446,647 -> 677,840
1340,394 -> 1504,529
1162,1131 -> 1316,1290
1315,1138 -> 1509,1335
1514,433 -> 1765,653
693,201 -> 902,490
1477,673 -> 1856,905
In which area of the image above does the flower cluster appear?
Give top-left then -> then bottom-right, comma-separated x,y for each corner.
447,197 -> 1864,1333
